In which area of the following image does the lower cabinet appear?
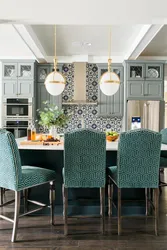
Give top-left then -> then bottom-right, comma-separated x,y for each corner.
98,82 -> 124,117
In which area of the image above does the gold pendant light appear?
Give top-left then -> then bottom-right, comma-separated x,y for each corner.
44,25 -> 66,96
99,26 -> 120,96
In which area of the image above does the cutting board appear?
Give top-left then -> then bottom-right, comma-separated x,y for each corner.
20,140 -> 62,146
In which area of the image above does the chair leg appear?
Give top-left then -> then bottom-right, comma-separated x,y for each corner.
49,181 -> 55,225
11,191 -> 20,242
108,178 -> 111,217
100,187 -> 105,235
145,188 -> 149,216
0,188 -> 3,205
100,187 -> 102,216
108,178 -> 113,217
154,188 -> 159,236
118,188 -> 121,236
63,184 -> 68,236
23,189 -> 28,213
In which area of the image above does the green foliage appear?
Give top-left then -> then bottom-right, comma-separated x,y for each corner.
37,101 -> 70,128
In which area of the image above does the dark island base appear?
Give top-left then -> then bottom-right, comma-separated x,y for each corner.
20,150 -> 146,216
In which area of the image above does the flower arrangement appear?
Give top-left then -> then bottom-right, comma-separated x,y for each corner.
37,101 -> 70,129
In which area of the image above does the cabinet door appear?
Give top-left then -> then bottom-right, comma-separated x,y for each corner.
145,81 -> 163,99
37,83 -> 62,111
2,80 -> 17,96
127,63 -> 145,80
146,64 -> 163,81
18,63 -> 34,80
37,65 -> 50,82
98,86 -> 110,116
112,66 -> 124,82
127,81 -> 144,99
111,82 -> 124,117
18,80 -> 32,97
2,63 -> 17,79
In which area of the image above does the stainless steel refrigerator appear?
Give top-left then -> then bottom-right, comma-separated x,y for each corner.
127,100 -> 165,131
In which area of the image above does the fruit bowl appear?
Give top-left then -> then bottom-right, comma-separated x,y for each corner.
106,135 -> 118,142
106,131 -> 119,142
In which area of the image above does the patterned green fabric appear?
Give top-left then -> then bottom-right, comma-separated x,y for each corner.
64,129 -> 106,188
19,166 -> 56,190
160,128 -> 167,160
0,130 -> 56,191
108,129 -> 162,188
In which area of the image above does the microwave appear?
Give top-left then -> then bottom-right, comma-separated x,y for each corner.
3,98 -> 32,118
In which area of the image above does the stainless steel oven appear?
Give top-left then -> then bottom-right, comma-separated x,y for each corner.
3,98 -> 32,118
3,120 -> 30,138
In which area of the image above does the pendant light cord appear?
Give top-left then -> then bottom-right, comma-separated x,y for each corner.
108,26 -> 112,73
54,25 -> 57,71
108,26 -> 111,60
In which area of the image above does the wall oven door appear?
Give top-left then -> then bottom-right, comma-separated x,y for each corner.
4,120 -> 28,138
4,98 -> 32,118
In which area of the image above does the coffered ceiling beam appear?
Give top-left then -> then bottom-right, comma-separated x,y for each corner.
125,24 -> 164,60
13,24 -> 47,63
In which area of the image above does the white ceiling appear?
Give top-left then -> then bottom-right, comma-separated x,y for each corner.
141,25 -> 167,57
0,25 -> 35,59
0,0 -> 167,24
31,25 -> 143,57
0,23 -> 166,63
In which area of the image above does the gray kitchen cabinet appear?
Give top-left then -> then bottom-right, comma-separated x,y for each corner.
2,63 -> 17,79
18,62 -> 34,80
126,61 -> 164,100
1,60 -> 35,98
146,63 -> 163,81
2,80 -> 17,96
127,63 -> 145,80
37,64 -> 50,82
111,82 -> 124,116
36,63 -> 63,111
98,82 -> 124,117
127,81 -> 144,99
18,80 -> 33,97
37,83 -> 62,111
98,64 -> 124,117
145,81 -> 163,99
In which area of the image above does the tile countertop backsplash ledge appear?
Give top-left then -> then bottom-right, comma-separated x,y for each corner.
50,64 -> 122,134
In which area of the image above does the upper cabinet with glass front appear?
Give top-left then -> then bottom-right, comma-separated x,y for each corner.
1,60 -> 35,98
18,63 -> 34,80
145,63 -> 163,81
126,61 -> 164,100
2,61 -> 34,80
127,62 -> 164,81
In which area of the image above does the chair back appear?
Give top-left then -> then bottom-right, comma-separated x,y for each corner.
160,128 -> 167,159
160,128 -> 167,144
64,129 -> 106,188
0,130 -> 22,190
117,129 -> 161,188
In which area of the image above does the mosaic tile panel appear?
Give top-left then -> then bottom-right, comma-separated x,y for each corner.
57,63 -> 122,133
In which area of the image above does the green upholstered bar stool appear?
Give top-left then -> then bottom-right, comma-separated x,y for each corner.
107,129 -> 161,236
62,129 -> 106,235
159,128 -> 167,189
0,130 -> 56,242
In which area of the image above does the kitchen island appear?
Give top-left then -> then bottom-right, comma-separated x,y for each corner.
16,138 -> 167,216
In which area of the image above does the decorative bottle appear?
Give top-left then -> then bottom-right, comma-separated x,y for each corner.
27,122 -> 32,141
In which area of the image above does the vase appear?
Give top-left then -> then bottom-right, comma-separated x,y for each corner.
49,126 -> 57,139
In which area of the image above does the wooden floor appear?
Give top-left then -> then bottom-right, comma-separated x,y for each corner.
1,172 -> 167,249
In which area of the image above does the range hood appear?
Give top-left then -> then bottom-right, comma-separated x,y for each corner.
62,62 -> 97,105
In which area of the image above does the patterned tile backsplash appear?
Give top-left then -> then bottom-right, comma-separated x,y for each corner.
58,63 -> 122,133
